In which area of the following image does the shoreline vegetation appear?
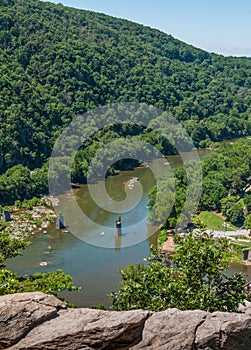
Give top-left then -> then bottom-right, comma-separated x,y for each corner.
2,138 -> 251,266
0,196 -> 57,240
0,198 -> 79,299
159,230 -> 251,266
3,190 -> 251,267
148,137 -> 251,267
110,230 -> 249,313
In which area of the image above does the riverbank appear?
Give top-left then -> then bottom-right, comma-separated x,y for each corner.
159,228 -> 251,266
1,197 -> 57,240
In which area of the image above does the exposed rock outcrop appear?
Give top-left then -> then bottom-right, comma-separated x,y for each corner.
131,308 -> 208,350
0,292 -> 66,349
238,299 -> 251,314
1,292 -> 251,350
195,311 -> 251,350
7,307 -> 150,350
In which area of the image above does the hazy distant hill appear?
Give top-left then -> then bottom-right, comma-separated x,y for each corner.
0,0 -> 251,172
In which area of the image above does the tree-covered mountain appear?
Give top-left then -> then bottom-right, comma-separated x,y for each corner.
0,0 -> 251,174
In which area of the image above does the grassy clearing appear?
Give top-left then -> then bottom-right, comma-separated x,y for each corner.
195,211 -> 238,231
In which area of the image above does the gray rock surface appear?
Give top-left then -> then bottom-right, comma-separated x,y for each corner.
238,299 -> 251,314
0,292 -> 66,349
7,307 -> 150,350
1,292 -> 251,350
131,308 -> 208,350
195,311 -> 251,350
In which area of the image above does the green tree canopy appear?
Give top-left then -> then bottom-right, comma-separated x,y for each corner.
0,0 -> 251,176
109,231 -> 246,312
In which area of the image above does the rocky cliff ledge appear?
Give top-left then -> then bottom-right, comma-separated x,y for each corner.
1,292 -> 251,350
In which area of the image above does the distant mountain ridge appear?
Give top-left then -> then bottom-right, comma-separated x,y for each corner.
0,0 -> 251,172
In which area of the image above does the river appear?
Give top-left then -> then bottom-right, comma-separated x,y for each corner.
6,148 -> 251,307
6,165 -> 158,307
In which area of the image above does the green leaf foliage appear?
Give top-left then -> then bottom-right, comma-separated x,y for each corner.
0,0 -> 251,176
0,269 -> 79,296
148,139 -> 251,227
0,230 -> 28,268
109,231 -> 246,312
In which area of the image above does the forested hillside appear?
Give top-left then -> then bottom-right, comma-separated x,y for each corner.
148,138 -> 251,230
0,0 -> 251,174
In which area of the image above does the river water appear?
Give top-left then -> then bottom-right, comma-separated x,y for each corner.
6,165 -> 158,307
6,149 -> 251,307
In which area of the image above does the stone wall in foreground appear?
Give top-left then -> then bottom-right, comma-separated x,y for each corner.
1,292 -> 251,350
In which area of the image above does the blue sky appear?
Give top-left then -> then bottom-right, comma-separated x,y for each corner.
46,0 -> 251,57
